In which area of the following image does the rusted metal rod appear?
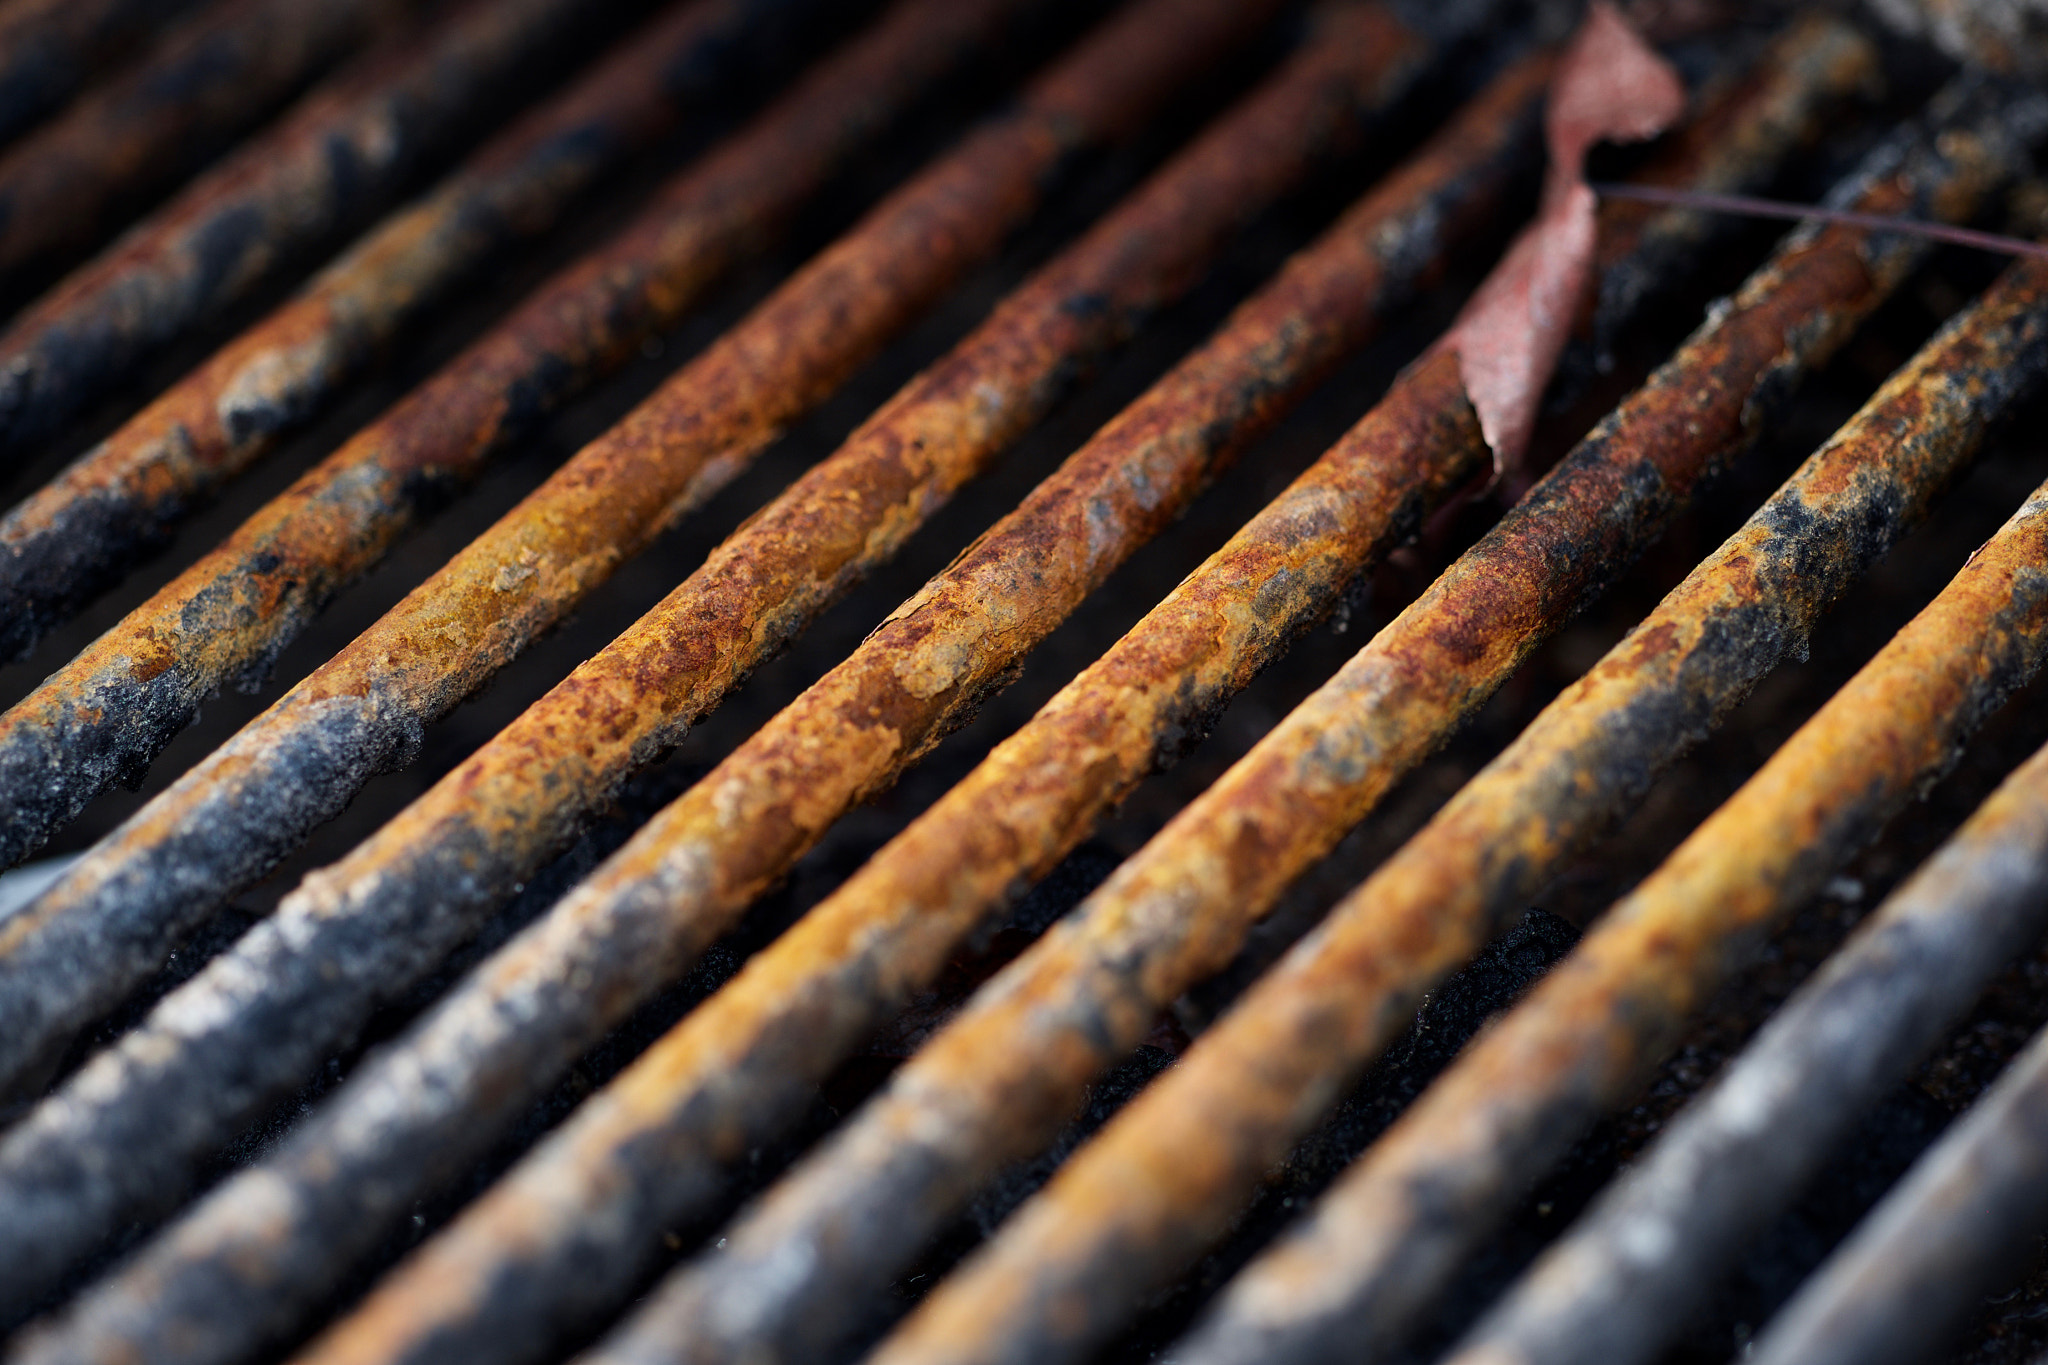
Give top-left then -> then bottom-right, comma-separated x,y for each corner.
861,79 -> 2047,1365
1748,979 -> 2048,1365
1163,257 -> 2048,1365
0,0 -> 405,297
0,0 -> 1277,1271
567,25 -> 1879,1365
0,0 -> 841,667
0,0 -> 204,149
1448,645 -> 2048,1365
0,3 -> 1416,1337
0,0 -> 1262,1085
263,32 -> 1885,1365
83,40 -> 1521,1365
0,0 -> 1039,873
0,0 -> 633,462
5,17 -> 1502,1365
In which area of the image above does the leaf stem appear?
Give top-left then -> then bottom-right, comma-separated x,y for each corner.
1591,181 -> 2048,259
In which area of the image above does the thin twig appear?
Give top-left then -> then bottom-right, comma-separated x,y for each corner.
1592,181 -> 2048,259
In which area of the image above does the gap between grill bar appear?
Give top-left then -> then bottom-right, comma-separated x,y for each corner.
7,5 -> 2048,1365
0,0 -> 1252,1103
0,0 -> 411,308
0,1 -> 1436,1341
0,0 -> 849,671
569,24 -> 1877,1365
1172,244 -> 2048,1365
0,0 -> 208,150
865,77 -> 2047,1365
0,0 -> 652,464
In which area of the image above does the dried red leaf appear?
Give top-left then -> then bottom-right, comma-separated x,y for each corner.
1442,1 -> 1685,475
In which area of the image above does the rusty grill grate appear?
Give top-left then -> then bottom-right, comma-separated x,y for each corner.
5,1 -> 2048,1364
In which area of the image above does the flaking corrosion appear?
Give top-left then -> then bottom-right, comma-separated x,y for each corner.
1163,252 -> 2048,1365
0,2 -> 1415,1338
1750,914 -> 2048,1365
0,0 -> 405,295
592,347 -> 1484,1363
0,0 -> 627,461
867,78 -> 2046,1365
579,28 -> 1883,1365
0,0 -> 205,149
0,0 -> 1051,873
0,0 -> 1281,1301
218,40 -> 1533,1365
1454,572 -> 2048,1365
0,0 -> 833,667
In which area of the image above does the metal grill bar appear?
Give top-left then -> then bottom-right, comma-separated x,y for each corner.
0,0 -> 405,298
1450,527 -> 2048,1365
1750,931 -> 2048,1365
0,0 -> 831,668
121,28 -> 1525,1365
0,2 -> 1420,1339
0,0 -> 1032,867
7,7 -> 2048,1365
572,26 -> 1876,1365
0,0 -> 633,462
0,0 -> 204,149
860,80 -> 2046,1365
0,0 -> 1268,1102
1162,250 -> 2048,1365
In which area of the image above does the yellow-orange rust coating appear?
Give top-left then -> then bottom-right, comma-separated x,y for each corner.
0,0 -> 1053,873
616,344 -> 1493,1365
0,0 -> 625,460
570,28 -> 1883,1365
279,50 -> 1541,1365
1165,252 -> 2048,1365
0,0 -> 829,666
0,0 -> 403,291
0,4 -> 1431,1344
1447,558 -> 2048,1365
325,1 -> 1433,942
867,82 -> 2040,1365
0,0 -> 1277,1179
